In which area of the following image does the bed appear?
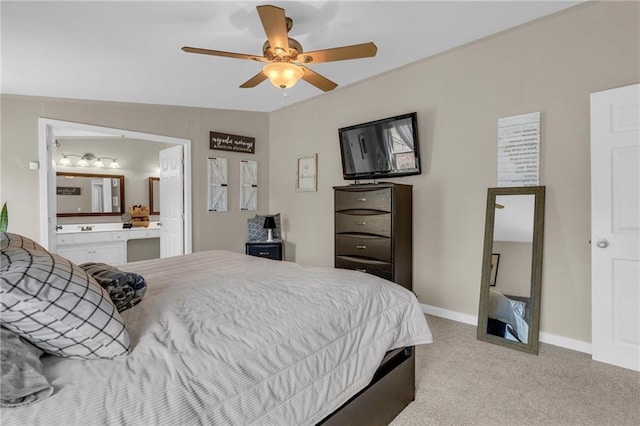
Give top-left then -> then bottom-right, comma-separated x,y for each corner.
486,289 -> 529,344
1,234 -> 432,425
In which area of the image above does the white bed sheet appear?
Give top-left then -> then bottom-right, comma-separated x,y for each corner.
2,250 -> 432,425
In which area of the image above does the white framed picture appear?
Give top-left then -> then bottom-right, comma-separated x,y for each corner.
296,154 -> 317,192
207,157 -> 228,212
240,160 -> 258,211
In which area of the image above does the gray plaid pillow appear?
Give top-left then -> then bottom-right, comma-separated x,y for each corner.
0,245 -> 130,359
1,233 -> 47,252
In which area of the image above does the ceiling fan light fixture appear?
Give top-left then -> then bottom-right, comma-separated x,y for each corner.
262,62 -> 303,89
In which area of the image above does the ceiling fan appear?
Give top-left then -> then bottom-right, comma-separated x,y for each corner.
181,4 -> 377,92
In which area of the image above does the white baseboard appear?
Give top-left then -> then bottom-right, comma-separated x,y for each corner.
420,303 -> 592,354
538,331 -> 592,354
420,303 -> 477,326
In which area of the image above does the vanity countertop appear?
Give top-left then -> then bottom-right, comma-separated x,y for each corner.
57,222 -> 161,234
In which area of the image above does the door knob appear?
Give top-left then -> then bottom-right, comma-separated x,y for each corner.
596,239 -> 609,249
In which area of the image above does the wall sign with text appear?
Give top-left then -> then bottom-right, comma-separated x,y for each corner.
57,187 -> 81,195
210,131 -> 255,154
497,112 -> 540,187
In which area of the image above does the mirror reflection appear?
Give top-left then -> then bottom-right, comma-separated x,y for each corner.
478,186 -> 545,354
149,177 -> 160,215
56,172 -> 125,217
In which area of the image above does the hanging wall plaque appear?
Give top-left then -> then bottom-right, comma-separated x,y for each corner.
210,131 -> 255,154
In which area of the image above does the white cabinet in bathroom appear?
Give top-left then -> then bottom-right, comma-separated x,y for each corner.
56,231 -> 127,265
56,243 -> 126,265
55,226 -> 161,265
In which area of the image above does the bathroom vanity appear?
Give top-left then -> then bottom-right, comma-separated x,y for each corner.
56,223 -> 160,265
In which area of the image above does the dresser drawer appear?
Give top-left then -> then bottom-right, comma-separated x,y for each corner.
71,231 -> 113,244
335,256 -> 393,282
335,188 -> 392,212
245,242 -> 283,261
335,235 -> 391,262
56,234 -> 74,245
128,228 -> 161,240
335,212 -> 391,237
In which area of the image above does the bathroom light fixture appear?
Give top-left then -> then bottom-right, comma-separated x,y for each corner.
57,153 -> 120,169
59,155 -> 71,166
77,155 -> 90,167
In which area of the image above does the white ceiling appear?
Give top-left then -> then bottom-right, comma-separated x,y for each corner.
1,1 -> 580,113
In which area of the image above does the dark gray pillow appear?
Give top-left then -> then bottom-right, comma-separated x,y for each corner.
80,263 -> 147,313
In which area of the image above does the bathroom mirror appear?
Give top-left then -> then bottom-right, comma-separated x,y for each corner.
477,186 -> 545,354
149,177 -> 160,215
56,172 -> 125,217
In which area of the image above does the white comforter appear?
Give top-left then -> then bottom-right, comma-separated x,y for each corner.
2,250 -> 432,425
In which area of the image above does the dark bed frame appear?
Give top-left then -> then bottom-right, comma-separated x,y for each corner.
318,346 -> 415,426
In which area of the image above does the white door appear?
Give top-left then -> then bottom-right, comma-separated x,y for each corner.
159,145 -> 184,258
46,127 -> 57,252
591,83 -> 640,371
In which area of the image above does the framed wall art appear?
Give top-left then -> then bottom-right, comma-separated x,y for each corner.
240,160 -> 258,211
296,154 -> 317,192
207,157 -> 228,212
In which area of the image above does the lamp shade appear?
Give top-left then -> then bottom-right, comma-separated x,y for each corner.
263,216 -> 277,230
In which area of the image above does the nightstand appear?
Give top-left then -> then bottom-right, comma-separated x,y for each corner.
245,241 -> 283,261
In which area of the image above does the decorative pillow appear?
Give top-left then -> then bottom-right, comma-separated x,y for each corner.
0,327 -> 53,407
0,232 -> 47,252
247,213 -> 281,242
0,245 -> 130,359
80,263 -> 147,313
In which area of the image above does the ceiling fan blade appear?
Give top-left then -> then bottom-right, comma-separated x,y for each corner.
296,42 -> 377,64
182,46 -> 267,62
256,5 -> 290,53
300,66 -> 337,92
239,71 -> 268,89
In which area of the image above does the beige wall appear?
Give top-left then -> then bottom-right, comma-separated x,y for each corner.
268,2 -> 640,342
0,96 -> 270,253
492,241 -> 533,298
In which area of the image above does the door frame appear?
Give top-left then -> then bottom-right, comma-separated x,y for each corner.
38,118 -> 192,255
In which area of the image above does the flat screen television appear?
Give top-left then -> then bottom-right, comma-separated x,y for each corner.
338,112 -> 421,180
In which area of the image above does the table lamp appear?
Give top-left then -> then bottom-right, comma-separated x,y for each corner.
263,216 -> 277,242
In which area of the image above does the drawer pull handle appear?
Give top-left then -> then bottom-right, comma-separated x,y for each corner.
356,268 -> 367,272
259,251 -> 269,255
356,221 -> 367,225
356,198 -> 367,202
356,245 -> 367,249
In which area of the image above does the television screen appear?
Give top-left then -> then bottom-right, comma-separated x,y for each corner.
338,112 -> 421,180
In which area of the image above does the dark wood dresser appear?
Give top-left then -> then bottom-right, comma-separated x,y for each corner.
334,183 -> 412,291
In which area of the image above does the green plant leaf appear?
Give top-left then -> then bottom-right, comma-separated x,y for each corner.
0,202 -> 8,232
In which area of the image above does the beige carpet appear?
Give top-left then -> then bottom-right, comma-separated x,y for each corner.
390,315 -> 640,426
